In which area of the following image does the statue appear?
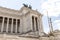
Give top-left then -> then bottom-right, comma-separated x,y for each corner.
23,3 -> 32,9
23,3 -> 28,7
29,5 -> 32,9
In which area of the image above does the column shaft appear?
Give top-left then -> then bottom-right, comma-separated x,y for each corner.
33,17 -> 36,35
1,17 -> 5,32
6,18 -> 9,33
19,19 -> 20,33
34,17 -> 36,31
11,18 -> 13,33
15,19 -> 17,33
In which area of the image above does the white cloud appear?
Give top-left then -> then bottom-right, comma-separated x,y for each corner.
41,0 -> 60,17
53,20 -> 60,23
40,0 -> 60,32
53,20 -> 60,30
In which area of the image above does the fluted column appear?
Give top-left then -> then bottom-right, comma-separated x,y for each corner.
33,17 -> 36,35
34,17 -> 36,31
36,18 -> 39,35
15,19 -> 17,33
6,18 -> 9,33
19,19 -> 20,33
11,18 -> 13,33
1,17 -> 5,32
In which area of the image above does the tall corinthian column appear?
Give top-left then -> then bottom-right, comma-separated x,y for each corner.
6,18 -> 9,33
11,18 -> 13,33
1,17 -> 5,32
34,17 -> 36,31
15,19 -> 17,33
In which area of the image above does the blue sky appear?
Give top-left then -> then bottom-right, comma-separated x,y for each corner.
0,0 -> 60,33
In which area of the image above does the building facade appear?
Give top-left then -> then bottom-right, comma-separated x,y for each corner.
0,6 -> 43,40
0,5 -> 60,40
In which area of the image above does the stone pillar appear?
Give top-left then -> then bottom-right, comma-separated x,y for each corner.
33,17 -> 36,35
34,17 -> 39,35
11,18 -> 13,33
40,16 -> 43,32
20,19 -> 23,33
15,19 -> 17,33
34,17 -> 36,31
19,19 -> 20,33
1,17 -> 5,32
36,18 -> 39,35
38,17 -> 40,31
6,18 -> 9,33
39,16 -> 43,36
